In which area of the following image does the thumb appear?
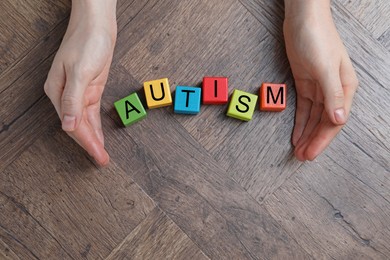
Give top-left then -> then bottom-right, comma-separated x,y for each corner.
61,71 -> 89,132
318,70 -> 347,125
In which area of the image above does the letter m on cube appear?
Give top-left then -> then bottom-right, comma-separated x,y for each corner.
260,83 -> 286,112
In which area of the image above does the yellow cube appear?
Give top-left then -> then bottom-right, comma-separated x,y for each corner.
143,78 -> 172,109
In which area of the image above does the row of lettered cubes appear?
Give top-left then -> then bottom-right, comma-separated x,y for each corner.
114,77 -> 286,126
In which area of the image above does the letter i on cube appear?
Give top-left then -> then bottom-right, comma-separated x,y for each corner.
202,77 -> 228,105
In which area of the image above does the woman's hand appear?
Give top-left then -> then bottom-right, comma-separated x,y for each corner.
284,0 -> 358,161
44,0 -> 117,166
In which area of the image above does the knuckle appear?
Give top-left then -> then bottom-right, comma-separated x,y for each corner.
333,89 -> 345,101
43,81 -> 51,97
72,63 -> 94,79
62,94 -> 80,108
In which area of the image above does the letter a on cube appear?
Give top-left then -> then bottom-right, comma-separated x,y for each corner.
174,86 -> 201,114
260,83 -> 286,111
114,92 -> 147,126
143,78 -> 173,109
226,89 -> 258,121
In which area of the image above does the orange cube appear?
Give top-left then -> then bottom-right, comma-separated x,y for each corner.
260,83 -> 286,111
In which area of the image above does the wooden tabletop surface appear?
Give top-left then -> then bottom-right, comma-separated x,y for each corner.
1,0 -> 389,259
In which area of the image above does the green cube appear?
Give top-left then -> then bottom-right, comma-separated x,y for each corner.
226,89 -> 258,121
114,92 -> 147,126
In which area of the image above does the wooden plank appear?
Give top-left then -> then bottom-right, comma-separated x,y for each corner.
343,69 -> 390,168
0,237 -> 22,260
332,4 -> 390,90
336,0 -> 390,39
378,28 -> 390,52
0,0 -> 69,73
0,54 -> 51,132
0,129 -> 156,259
0,0 -> 36,73
264,154 -> 390,259
4,0 -> 70,35
0,2 -> 69,170
0,190 -> 71,259
0,21 -> 67,169
106,207 -> 208,260
0,97 -> 57,172
101,64 -> 312,259
0,19 -> 67,93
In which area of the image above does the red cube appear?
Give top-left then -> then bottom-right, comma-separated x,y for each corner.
260,83 -> 286,111
202,77 -> 228,105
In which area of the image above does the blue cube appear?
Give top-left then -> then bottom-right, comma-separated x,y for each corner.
174,86 -> 201,114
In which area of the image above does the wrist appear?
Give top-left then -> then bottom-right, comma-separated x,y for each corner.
68,0 -> 117,43
71,0 -> 117,18
284,0 -> 331,21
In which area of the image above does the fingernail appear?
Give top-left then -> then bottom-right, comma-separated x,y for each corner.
334,109 -> 346,124
62,115 -> 76,131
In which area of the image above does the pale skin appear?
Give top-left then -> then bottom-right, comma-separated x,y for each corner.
44,0 -> 358,166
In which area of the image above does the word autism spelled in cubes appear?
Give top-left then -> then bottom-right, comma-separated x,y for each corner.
114,77 -> 287,127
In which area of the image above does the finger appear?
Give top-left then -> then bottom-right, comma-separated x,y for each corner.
69,113 -> 110,166
301,57 -> 357,161
294,102 -> 324,161
292,95 -> 312,146
44,61 -> 65,117
340,54 -> 359,115
318,66 -> 347,125
302,111 -> 343,161
87,102 -> 104,145
61,69 -> 90,132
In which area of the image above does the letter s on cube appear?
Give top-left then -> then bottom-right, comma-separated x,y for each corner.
226,89 -> 258,121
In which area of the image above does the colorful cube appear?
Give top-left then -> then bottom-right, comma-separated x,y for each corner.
174,86 -> 201,114
202,77 -> 228,104
114,92 -> 147,126
143,78 -> 172,109
226,89 -> 258,121
260,83 -> 286,111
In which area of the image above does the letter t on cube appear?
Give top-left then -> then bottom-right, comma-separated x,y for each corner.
174,86 -> 201,114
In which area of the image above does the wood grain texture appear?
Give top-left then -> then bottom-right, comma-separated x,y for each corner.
0,0 -> 70,73
0,97 -> 57,172
106,207 -> 208,260
117,0 -> 302,204
335,0 -> 390,39
102,65 -> 312,259
264,158 -> 390,259
1,128 -> 156,259
378,28 -> 390,52
1,0 -> 389,258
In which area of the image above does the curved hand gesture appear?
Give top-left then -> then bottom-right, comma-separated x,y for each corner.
284,9 -> 358,161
